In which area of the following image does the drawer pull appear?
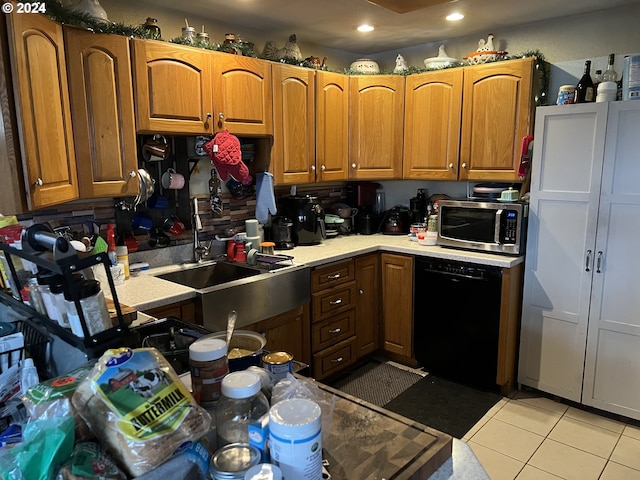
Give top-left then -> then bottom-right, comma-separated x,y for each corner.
329,328 -> 341,334
329,298 -> 343,306
331,357 -> 344,364
327,273 -> 341,280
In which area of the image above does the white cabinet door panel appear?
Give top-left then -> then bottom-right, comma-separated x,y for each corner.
583,102 -> 640,418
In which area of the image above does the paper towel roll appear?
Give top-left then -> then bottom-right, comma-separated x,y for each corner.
245,219 -> 259,237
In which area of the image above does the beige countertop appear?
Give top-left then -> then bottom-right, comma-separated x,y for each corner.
107,234 -> 523,312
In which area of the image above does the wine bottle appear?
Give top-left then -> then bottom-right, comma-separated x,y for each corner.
594,69 -> 602,91
603,53 -> 618,82
576,60 -> 595,103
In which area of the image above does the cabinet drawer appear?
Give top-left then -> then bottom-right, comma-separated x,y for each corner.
311,260 -> 355,291
312,309 -> 355,353
313,337 -> 356,380
312,283 -> 356,321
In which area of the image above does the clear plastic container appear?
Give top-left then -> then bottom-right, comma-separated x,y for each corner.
64,279 -> 112,338
37,271 -> 64,325
216,371 -> 269,448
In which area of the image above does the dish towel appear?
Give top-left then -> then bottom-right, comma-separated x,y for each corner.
255,172 -> 277,224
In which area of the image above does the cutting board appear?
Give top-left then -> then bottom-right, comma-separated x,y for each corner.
106,298 -> 137,326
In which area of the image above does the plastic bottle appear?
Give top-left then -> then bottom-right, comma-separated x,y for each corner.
106,224 -> 117,266
216,371 -> 269,448
65,279 -> 112,338
20,358 -> 39,393
115,245 -> 129,279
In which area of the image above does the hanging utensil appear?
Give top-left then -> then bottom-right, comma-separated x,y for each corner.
209,169 -> 223,216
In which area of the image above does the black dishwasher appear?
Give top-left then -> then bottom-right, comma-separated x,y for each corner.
414,257 -> 502,390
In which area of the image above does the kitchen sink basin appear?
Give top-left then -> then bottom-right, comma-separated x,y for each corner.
155,261 -> 310,332
157,261 -> 260,289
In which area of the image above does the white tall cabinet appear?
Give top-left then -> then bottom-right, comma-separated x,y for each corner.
518,102 -> 640,420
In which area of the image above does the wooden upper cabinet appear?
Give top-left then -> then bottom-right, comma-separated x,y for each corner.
6,14 -> 78,209
211,52 -> 272,135
349,75 -> 405,180
64,28 -> 139,198
315,71 -> 349,182
460,57 -> 536,181
403,69 -> 463,180
132,39 -> 213,135
271,64 -> 315,185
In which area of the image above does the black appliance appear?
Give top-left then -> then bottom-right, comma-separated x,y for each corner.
413,257 -> 502,390
271,217 -> 295,250
438,199 -> 527,255
409,188 -> 427,223
281,196 -> 325,245
356,212 -> 383,235
382,206 -> 410,235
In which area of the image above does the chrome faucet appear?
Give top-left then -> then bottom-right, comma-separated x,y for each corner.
192,197 -> 211,263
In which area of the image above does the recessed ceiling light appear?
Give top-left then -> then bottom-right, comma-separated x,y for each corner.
446,12 -> 464,21
357,24 -> 375,32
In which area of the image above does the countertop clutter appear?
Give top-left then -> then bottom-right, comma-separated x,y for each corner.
109,234 -> 523,313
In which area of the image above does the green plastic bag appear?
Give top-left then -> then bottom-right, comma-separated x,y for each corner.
0,416 -> 74,480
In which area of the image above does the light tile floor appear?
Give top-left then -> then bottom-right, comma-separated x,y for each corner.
462,391 -> 640,480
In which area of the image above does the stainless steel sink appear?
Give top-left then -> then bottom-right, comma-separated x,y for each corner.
157,262 -> 261,289
156,261 -> 310,332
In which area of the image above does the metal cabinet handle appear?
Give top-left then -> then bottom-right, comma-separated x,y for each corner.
585,249 -> 592,272
461,162 -> 467,168
206,112 -> 212,119
329,328 -> 341,334
596,251 -> 603,273
358,289 -> 364,295
327,273 -> 341,280
351,163 -> 356,169
129,171 -> 137,178
331,357 -> 344,364
311,165 -> 316,171
449,163 -> 454,169
218,112 -> 224,119
321,165 -> 326,171
33,178 -> 43,186
329,298 -> 343,306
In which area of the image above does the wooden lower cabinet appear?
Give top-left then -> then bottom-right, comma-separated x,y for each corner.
145,299 -> 197,324
380,253 -> 414,362
311,259 -> 357,380
244,305 -> 311,366
355,254 -> 380,358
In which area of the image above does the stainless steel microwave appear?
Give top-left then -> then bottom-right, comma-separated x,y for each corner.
437,199 -> 528,255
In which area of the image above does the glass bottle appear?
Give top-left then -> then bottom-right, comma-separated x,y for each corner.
215,371 -> 269,448
575,60 -> 595,103
142,18 -> 161,38
603,54 -> 618,82
593,69 -> 603,90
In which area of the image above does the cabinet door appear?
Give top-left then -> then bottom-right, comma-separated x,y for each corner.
460,57 -> 535,181
380,253 -> 413,358
64,28 -> 139,198
6,14 -> 78,209
349,75 -> 404,180
211,52 -> 272,135
132,39 -> 213,134
582,102 -> 640,419
316,71 -> 349,182
355,254 -> 380,359
403,69 -> 462,180
272,64 -> 315,185
244,305 -> 311,365
518,103 -> 608,402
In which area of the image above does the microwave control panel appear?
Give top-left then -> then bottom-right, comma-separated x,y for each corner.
500,210 -> 519,243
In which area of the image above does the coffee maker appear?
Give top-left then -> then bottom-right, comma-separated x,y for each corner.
346,182 -> 384,235
281,196 -> 325,245
409,188 -> 428,223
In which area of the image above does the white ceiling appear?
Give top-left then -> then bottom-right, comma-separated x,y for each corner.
135,0 -> 639,55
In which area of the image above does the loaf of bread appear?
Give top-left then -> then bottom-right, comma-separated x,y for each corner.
71,348 -> 211,477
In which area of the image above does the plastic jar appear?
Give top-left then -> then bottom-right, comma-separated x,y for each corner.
49,281 -> 70,328
115,246 -> 129,279
268,398 -> 323,480
64,279 -> 111,338
189,337 -> 229,406
37,271 -> 64,325
216,371 -> 269,448
557,85 -> 576,105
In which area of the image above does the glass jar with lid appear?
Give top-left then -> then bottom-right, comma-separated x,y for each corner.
215,371 -> 269,448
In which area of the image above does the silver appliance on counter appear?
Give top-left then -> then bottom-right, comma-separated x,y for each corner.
437,199 -> 528,255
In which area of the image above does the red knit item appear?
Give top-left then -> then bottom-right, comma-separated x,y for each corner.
203,129 -> 253,185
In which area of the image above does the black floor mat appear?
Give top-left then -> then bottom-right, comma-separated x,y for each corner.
383,374 -> 502,439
